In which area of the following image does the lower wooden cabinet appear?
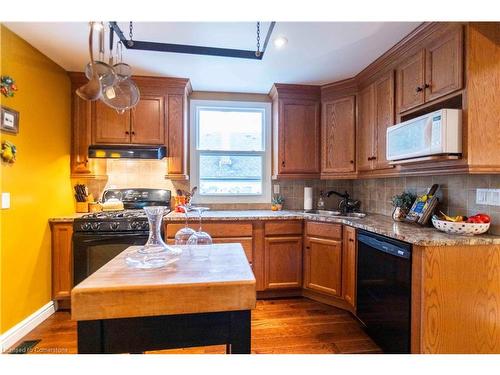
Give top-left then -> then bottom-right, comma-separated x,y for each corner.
342,226 -> 357,310
50,222 -> 73,301
264,236 -> 303,289
304,236 -> 342,296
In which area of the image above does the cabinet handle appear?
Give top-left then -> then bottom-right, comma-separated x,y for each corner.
416,86 -> 423,92
348,238 -> 354,242
424,83 -> 431,89
281,161 -> 285,167
372,156 -> 377,160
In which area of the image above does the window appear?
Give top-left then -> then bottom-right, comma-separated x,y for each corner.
190,100 -> 271,203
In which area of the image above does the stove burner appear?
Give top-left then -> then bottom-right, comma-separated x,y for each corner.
81,210 -> 148,220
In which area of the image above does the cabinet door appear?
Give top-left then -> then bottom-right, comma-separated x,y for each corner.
374,71 -> 395,170
131,96 -> 165,144
397,50 -> 425,113
279,100 -> 320,175
342,226 -> 357,310
264,236 -> 303,289
304,237 -> 342,297
166,94 -> 188,179
51,223 -> 73,300
357,84 -> 375,171
321,96 -> 356,174
425,26 -> 463,102
92,101 -> 131,144
71,91 -> 92,174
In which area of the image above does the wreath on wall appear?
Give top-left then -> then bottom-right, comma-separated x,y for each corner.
1,76 -> 18,97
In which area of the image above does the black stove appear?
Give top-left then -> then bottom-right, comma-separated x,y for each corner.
73,188 -> 171,285
73,188 -> 171,233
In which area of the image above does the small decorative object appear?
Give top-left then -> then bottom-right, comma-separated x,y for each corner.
271,194 -> 284,211
1,106 -> 20,134
0,76 -> 18,97
125,206 -> 181,269
1,140 -> 17,163
391,191 -> 416,222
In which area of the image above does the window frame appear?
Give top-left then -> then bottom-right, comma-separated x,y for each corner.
189,99 -> 272,204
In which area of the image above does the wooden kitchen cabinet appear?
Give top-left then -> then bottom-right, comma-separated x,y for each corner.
69,73 -> 191,179
50,222 -> 73,301
396,50 -> 425,113
269,84 -> 321,179
357,71 -> 396,173
342,226 -> 357,310
264,236 -> 303,289
321,96 -> 356,175
397,25 -> 463,113
304,237 -> 342,297
357,84 -> 376,172
131,96 -> 165,145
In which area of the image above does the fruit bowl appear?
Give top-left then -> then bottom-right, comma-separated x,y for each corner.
432,217 -> 490,235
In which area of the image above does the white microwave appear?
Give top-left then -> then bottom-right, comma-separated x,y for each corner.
386,109 -> 462,162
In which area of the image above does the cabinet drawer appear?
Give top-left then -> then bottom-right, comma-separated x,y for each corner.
166,222 -> 252,238
264,221 -> 303,236
305,221 -> 342,240
166,237 -> 253,263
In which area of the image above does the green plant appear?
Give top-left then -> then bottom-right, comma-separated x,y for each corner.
272,195 -> 284,205
391,191 -> 416,210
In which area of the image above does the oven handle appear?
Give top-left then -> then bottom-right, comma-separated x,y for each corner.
73,231 -> 149,241
358,233 -> 411,259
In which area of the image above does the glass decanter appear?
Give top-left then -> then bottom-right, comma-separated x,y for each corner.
125,206 -> 182,269
187,206 -> 212,260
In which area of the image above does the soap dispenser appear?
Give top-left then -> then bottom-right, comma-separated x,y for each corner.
317,191 -> 325,210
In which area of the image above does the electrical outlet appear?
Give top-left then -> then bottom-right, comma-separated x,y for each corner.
273,184 -> 280,194
1,192 -> 10,209
476,189 -> 488,205
488,189 -> 500,206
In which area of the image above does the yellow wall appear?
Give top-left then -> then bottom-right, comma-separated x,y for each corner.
0,25 -> 74,334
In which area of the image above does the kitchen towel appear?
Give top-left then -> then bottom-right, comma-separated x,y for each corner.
304,187 -> 313,210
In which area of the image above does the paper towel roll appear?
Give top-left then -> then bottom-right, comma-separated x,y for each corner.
304,187 -> 313,210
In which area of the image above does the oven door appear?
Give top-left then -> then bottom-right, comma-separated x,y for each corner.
73,231 -> 148,286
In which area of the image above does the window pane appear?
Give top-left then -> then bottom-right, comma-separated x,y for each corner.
198,109 -> 264,151
199,154 -> 262,195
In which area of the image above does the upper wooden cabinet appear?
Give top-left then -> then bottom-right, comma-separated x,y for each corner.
69,73 -> 191,179
357,71 -> 396,173
321,96 -> 356,175
397,25 -> 463,113
269,84 -> 321,179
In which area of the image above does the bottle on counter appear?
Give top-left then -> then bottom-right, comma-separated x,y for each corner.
317,191 -> 325,210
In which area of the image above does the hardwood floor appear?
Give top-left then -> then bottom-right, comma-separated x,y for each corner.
8,298 -> 381,354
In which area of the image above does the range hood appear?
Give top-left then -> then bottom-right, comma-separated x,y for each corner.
88,145 -> 167,159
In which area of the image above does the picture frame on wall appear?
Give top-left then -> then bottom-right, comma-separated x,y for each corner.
1,106 -> 20,134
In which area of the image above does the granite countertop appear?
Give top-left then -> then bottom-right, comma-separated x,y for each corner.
49,210 -> 500,246
165,210 -> 500,246
49,213 -> 87,222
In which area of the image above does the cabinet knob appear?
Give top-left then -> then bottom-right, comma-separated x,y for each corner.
372,156 -> 377,160
348,238 -> 354,242
350,160 -> 354,164
416,86 -> 423,92
306,246 -> 310,249
424,83 -> 431,89
125,131 -> 130,135
131,131 -> 135,135
281,161 -> 285,167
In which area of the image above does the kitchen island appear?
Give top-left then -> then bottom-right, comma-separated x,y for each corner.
71,243 -> 256,354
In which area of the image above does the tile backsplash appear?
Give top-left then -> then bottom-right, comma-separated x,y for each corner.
276,174 -> 500,235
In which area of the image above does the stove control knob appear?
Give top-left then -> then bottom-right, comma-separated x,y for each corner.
130,221 -> 140,230
81,223 -> 91,231
110,222 -> 120,231
91,222 -> 101,231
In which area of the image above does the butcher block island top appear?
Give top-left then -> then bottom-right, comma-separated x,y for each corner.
71,243 -> 256,321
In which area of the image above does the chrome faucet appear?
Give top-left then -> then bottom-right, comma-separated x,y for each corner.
325,190 -> 360,214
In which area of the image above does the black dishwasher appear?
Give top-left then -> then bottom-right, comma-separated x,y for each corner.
356,230 -> 412,354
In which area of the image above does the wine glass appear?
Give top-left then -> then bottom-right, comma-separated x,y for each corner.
187,206 -> 212,259
174,205 -> 196,245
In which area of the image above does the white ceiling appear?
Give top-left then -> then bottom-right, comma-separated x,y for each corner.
4,22 -> 421,93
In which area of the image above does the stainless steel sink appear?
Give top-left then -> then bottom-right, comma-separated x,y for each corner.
303,210 -> 366,219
